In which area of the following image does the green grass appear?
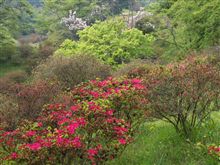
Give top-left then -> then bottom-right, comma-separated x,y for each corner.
108,118 -> 220,165
0,63 -> 25,77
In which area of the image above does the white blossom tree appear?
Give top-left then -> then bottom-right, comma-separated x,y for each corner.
61,10 -> 87,31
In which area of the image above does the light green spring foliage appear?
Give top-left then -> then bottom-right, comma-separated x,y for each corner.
0,26 -> 17,62
166,0 -> 220,49
55,19 -> 155,65
148,0 -> 220,62
34,0 -> 132,46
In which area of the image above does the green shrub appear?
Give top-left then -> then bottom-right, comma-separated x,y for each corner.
113,59 -> 156,78
0,26 -> 18,64
32,54 -> 112,88
55,19 -> 155,65
135,15 -> 161,34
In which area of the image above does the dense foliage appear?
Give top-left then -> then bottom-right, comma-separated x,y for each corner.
0,0 -> 33,63
0,78 -> 146,164
33,54 -> 111,88
56,19 -> 155,65
146,56 -> 220,137
148,0 -> 220,60
1,0 -> 220,164
0,80 -> 61,130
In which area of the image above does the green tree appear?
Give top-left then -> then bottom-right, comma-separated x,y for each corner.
0,0 -> 33,63
0,0 -> 33,36
149,0 -> 220,61
35,0 -> 140,46
55,19 -> 154,65
0,25 -> 17,62
167,0 -> 220,49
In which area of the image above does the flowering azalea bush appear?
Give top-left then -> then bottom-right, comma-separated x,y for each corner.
0,80 -> 61,131
0,77 -> 147,164
208,145 -> 220,161
146,56 -> 220,137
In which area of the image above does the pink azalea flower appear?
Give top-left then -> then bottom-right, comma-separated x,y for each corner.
37,122 -> 43,127
114,126 -> 128,135
56,137 -> 64,145
67,123 -> 79,134
90,91 -> 100,98
70,105 -> 79,112
27,142 -> 42,151
10,152 -> 19,159
57,118 -> 70,125
106,117 -> 115,123
105,110 -> 114,116
25,130 -> 36,137
118,138 -> 126,145
133,84 -> 145,90
41,140 -> 52,148
77,118 -> 86,126
98,80 -> 108,87
88,148 -> 98,156
88,102 -> 101,111
131,78 -> 142,84
72,136 -> 81,148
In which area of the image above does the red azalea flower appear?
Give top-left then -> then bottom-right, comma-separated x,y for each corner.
88,148 -> 98,156
105,110 -> 114,116
37,122 -> 43,127
118,138 -> 126,145
25,130 -> 36,137
27,142 -> 42,151
10,152 -> 19,160
133,84 -> 145,90
131,78 -> 142,84
72,136 -> 81,148
67,122 -> 79,134
70,105 -> 79,112
90,91 -> 100,98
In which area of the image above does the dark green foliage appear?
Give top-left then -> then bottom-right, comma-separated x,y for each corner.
135,15 -> 161,34
0,0 -> 33,64
149,0 -> 220,61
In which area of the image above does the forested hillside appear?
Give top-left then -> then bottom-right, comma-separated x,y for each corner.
0,0 -> 220,164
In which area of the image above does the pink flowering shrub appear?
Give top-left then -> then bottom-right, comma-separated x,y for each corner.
146,56 -> 220,137
0,80 -> 61,130
0,77 -> 147,164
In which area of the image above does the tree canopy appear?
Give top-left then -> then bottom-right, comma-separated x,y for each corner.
55,19 -> 155,65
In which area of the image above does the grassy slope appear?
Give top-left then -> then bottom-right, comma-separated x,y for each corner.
109,113 -> 220,165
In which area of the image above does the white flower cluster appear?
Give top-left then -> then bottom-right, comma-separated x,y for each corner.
61,10 -> 87,30
127,8 -> 153,28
